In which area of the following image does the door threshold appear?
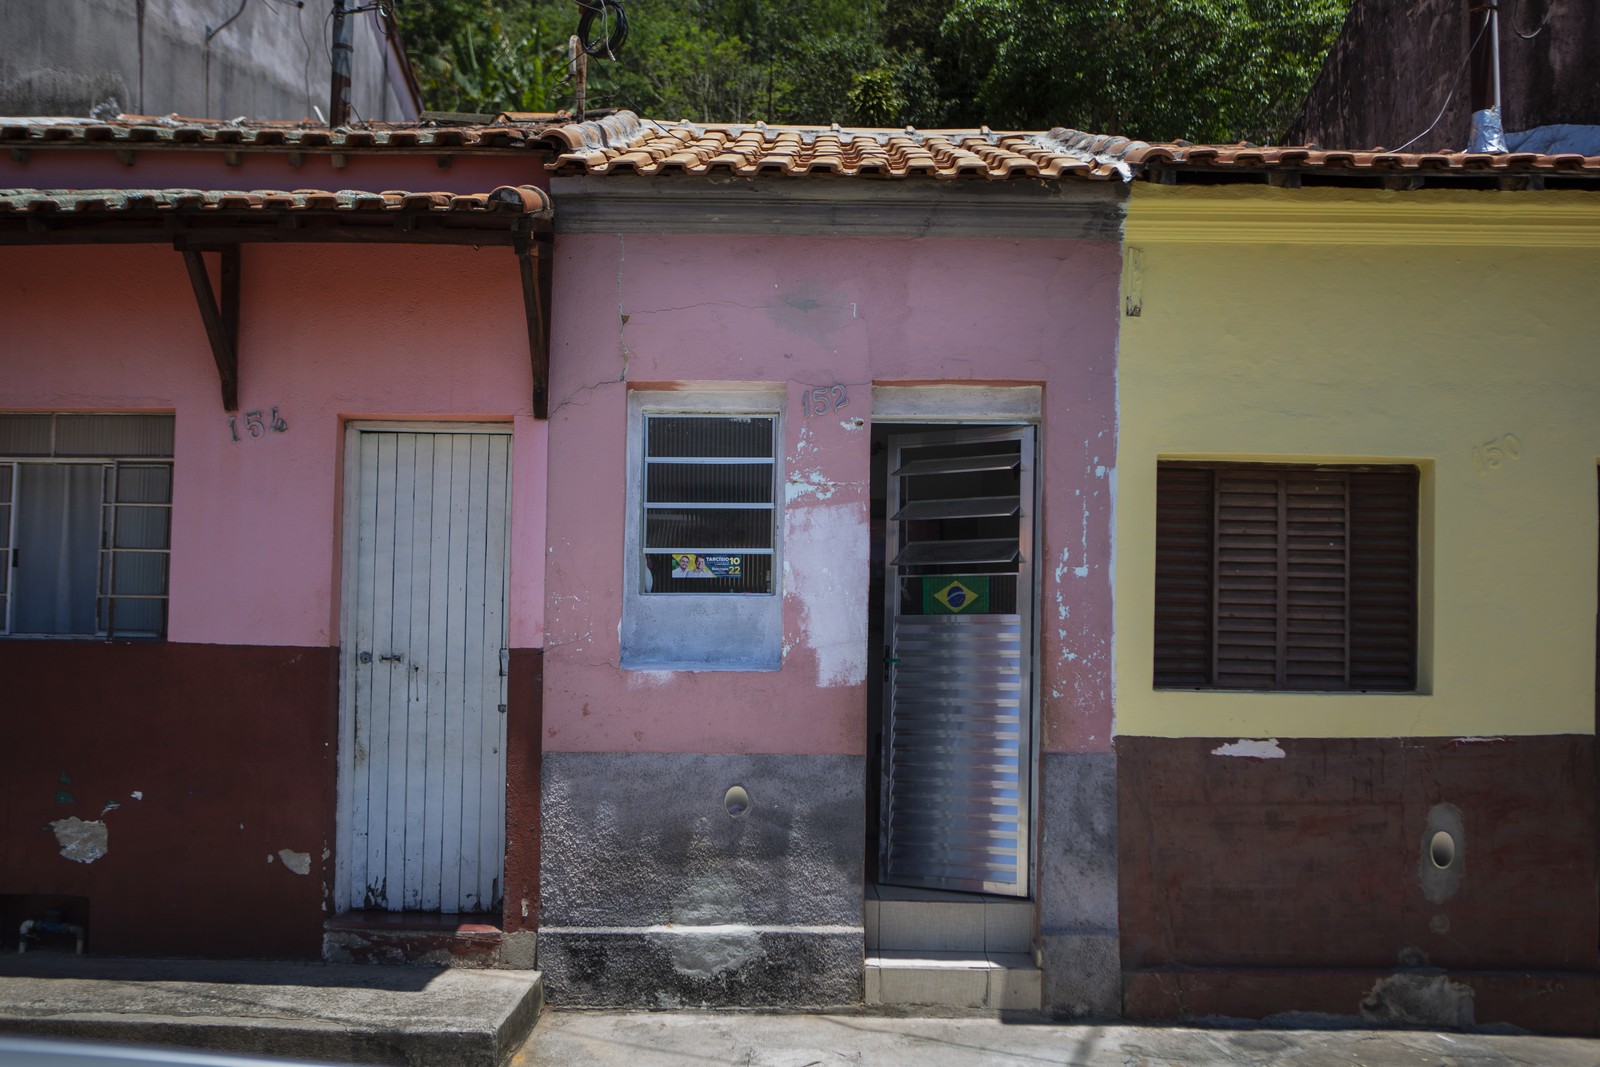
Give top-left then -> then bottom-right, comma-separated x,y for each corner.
325,910 -> 502,935
868,883 -> 1033,905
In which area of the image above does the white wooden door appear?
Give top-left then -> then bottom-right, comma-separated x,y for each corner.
341,428 -> 511,914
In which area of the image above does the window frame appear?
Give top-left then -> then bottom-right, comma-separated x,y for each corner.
621,389 -> 785,671
1153,460 -> 1419,693
0,413 -> 175,640
639,412 -> 779,597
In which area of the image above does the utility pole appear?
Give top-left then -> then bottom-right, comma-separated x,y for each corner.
329,0 -> 354,127
1467,0 -> 1506,152
569,36 -> 587,122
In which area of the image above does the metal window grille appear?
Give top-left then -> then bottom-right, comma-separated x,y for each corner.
641,414 -> 776,594
0,414 -> 174,639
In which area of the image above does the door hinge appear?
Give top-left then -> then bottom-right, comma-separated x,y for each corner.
499,648 -> 509,676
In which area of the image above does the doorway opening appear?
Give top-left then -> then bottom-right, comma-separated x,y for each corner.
866,421 -> 1038,899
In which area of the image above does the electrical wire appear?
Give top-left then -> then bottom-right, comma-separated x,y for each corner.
1389,15 -> 1491,154
206,0 -> 251,42
1508,0 -> 1551,40
576,0 -> 628,60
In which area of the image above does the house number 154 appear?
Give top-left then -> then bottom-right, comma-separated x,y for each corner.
227,407 -> 289,442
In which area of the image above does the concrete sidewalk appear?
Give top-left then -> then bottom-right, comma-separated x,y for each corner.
513,1010 -> 1600,1067
0,956 -> 541,1067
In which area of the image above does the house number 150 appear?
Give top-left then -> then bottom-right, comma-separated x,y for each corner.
227,407 -> 289,442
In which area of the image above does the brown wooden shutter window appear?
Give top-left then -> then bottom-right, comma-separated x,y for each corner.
1154,462 -> 1417,692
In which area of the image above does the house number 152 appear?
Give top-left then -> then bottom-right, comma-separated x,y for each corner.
803,385 -> 848,417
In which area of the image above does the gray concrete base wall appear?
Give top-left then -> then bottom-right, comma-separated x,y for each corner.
539,752 -> 865,1007
1038,750 -> 1120,1018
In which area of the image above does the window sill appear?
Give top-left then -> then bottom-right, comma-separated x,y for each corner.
0,634 -> 166,642
1152,685 -> 1422,696
622,655 -> 781,673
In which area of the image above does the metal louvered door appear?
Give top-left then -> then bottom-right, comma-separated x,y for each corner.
880,426 -> 1035,896
342,428 -> 510,915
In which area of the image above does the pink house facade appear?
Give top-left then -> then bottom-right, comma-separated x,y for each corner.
534,117 -> 1125,1011
0,113 -> 1127,1014
0,121 -> 554,965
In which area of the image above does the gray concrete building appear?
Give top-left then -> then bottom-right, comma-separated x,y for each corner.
0,0 -> 418,121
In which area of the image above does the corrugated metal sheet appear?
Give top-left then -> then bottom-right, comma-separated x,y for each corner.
881,428 -> 1034,897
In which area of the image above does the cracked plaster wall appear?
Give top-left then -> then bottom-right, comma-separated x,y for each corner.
542,231 -> 1120,758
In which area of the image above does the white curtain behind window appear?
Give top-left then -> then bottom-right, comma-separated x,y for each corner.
15,465 -> 101,635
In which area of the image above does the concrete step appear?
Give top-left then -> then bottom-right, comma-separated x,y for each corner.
323,912 -> 505,968
865,951 -> 1041,1011
0,955 -> 542,1067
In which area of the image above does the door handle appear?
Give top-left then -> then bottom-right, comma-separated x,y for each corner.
379,653 -> 404,663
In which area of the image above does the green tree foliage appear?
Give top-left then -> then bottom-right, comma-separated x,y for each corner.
942,0 -> 1352,141
393,0 -> 1350,142
395,0 -> 567,114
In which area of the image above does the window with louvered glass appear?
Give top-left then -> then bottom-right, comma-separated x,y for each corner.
1154,462 -> 1418,691
641,415 -> 776,595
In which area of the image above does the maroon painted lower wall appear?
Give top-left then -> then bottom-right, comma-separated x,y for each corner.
0,642 -> 338,959
502,647 -> 543,936
2,642 -> 547,959
1118,734 -> 1599,1031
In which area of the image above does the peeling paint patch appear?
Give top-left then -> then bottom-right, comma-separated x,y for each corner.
50,817 -> 108,864
626,669 -> 676,688
130,791 -> 143,800
1211,739 -> 1287,760
278,849 -> 312,875
785,468 -> 840,503
1449,736 -> 1509,745
784,503 -> 867,687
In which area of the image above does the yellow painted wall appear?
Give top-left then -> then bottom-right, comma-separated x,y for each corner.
1116,183 -> 1600,738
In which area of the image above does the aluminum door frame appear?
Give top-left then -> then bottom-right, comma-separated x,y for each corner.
878,423 -> 1039,897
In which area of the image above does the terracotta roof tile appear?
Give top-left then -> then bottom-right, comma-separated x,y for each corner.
0,186 -> 553,218
1084,131 -> 1600,180
538,113 -> 1135,181
0,116 -> 554,151
4,111 -> 1598,186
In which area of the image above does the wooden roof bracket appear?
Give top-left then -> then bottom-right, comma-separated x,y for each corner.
176,239 -> 241,411
516,228 -> 553,419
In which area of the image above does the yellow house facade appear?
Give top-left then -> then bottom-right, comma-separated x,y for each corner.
1114,176 -> 1600,1030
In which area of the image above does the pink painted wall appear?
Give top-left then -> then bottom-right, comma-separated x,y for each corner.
0,242 -> 545,648
1,148 -> 548,196
543,233 -> 1119,758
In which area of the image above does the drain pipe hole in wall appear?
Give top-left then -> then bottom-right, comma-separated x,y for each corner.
724,785 -> 750,819
1429,830 -> 1456,869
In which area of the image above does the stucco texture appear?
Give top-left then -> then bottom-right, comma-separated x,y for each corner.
1116,184 -> 1600,739
542,231 -> 1121,757
0,242 -> 544,649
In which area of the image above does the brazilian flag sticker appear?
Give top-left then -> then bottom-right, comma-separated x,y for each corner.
924,576 -> 990,615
